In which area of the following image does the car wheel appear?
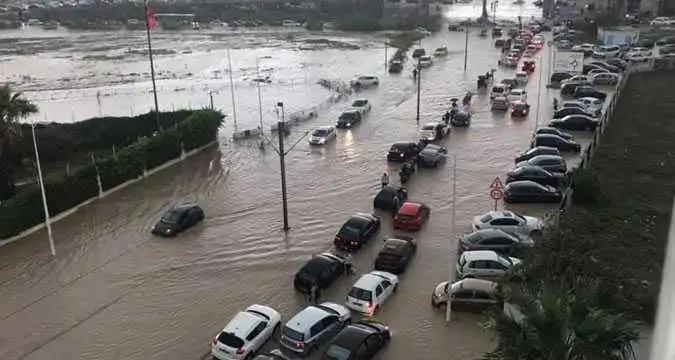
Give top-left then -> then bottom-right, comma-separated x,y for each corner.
393,283 -> 398,292
530,229 -> 543,239
273,323 -> 280,339
374,305 -> 380,314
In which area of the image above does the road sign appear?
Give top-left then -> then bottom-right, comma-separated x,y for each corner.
554,52 -> 584,73
490,176 -> 504,190
490,188 -> 503,200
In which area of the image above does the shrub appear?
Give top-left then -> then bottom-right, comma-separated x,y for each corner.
571,168 -> 602,205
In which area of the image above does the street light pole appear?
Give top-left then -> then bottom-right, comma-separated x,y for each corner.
416,57 -> 421,123
534,54 -> 544,133
31,122 -> 56,256
256,59 -> 264,134
464,19 -> 470,71
384,41 -> 388,72
227,48 -> 238,129
446,154 -> 457,322
277,102 -> 289,231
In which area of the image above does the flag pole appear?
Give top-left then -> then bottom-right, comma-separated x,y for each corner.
144,1 -> 161,130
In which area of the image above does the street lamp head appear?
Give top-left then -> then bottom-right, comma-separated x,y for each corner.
277,102 -> 284,107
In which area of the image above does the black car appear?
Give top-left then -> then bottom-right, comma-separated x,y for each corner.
417,144 -> 447,167
506,166 -> 567,187
549,114 -> 600,131
560,82 -> 584,96
550,72 -> 572,83
534,127 -> 573,139
516,154 -> 567,173
458,229 -> 532,255
412,48 -> 426,58
387,142 -> 422,162
336,111 -> 362,128
388,60 -> 403,74
574,87 -> 607,100
514,146 -> 561,163
451,111 -> 472,126
531,134 -> 581,152
503,180 -> 562,203
322,321 -> 391,360
151,203 -> 204,236
253,350 -> 290,360
553,107 -> 595,119
334,213 -> 381,251
374,237 -> 417,274
373,186 -> 408,213
605,58 -> 628,71
294,252 -> 346,293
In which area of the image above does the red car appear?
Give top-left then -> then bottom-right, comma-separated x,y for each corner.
393,202 -> 430,231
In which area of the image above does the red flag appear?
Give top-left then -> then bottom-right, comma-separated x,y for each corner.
145,5 -> 156,30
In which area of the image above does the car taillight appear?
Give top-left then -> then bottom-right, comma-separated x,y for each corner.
462,243 -> 470,250
367,302 -> 374,314
212,336 -> 217,345
236,348 -> 245,354
297,341 -> 305,349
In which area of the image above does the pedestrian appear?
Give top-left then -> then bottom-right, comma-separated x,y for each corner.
309,283 -> 320,304
553,97 -> 559,111
412,68 -> 418,80
344,253 -> 354,275
381,172 -> 389,188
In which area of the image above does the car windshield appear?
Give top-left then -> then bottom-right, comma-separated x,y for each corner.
325,345 -> 353,360
160,210 -> 181,224
390,144 -> 408,152
217,332 -> 244,348
421,124 -> 435,130
338,225 -> 360,239
340,112 -> 358,120
349,287 -> 372,301
352,100 -> 366,107
465,232 -> 483,243
282,326 -> 304,341
312,129 -> 329,136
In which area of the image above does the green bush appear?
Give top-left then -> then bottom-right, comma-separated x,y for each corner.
0,109 -> 223,239
571,168 -> 602,205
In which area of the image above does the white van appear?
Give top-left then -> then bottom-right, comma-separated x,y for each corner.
490,84 -> 509,99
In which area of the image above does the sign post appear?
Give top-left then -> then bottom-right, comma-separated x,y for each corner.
489,177 -> 504,210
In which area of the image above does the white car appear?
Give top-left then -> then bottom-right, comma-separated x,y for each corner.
211,304 -> 282,360
650,17 -> 675,26
507,88 -> 527,103
587,68 -> 607,76
456,250 -> 522,280
431,278 -> 501,308
515,71 -> 528,84
350,99 -> 371,114
571,43 -> 595,54
419,55 -> 433,68
415,26 -> 431,35
577,96 -> 604,114
418,122 -> 449,141
345,271 -> 399,315
471,210 -> 543,236
592,45 -> 621,58
490,84 -> 509,99
561,74 -> 592,85
591,72 -> 619,85
350,75 -> 379,87
308,126 -> 336,145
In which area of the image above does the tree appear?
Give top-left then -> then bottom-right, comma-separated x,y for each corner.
483,280 -> 641,360
0,84 -> 38,200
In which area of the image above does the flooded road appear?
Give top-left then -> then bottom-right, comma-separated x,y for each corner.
0,4 -> 583,360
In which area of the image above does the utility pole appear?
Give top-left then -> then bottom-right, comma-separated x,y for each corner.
144,0 -> 161,130
277,102 -> 289,231
227,48 -> 238,129
493,0 -> 498,23
256,60 -> 264,134
446,154 -> 457,322
384,41 -> 388,72
209,91 -> 214,110
464,19 -> 470,71
416,57 -> 421,123
31,122 -> 56,256
534,54 -> 544,133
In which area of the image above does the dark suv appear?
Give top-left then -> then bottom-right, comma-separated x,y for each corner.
293,253 -> 346,293
336,111 -> 362,128
387,142 -> 422,162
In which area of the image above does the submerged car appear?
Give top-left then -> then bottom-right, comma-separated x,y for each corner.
504,180 -> 563,203
387,142 -> 422,162
308,126 -> 336,145
511,101 -> 530,117
323,321 -> 390,360
417,144 -> 447,167
373,185 -> 408,213
471,210 -> 544,237
456,250 -> 521,280
374,236 -> 417,274
458,228 -> 534,255
350,99 -> 371,114
350,75 -> 379,87
151,203 -> 204,236
294,252 -> 346,293
451,111 -> 472,126
418,122 -> 449,142
346,271 -> 399,315
336,110 -> 362,128
431,278 -> 502,309
393,201 -> 430,231
211,304 -> 282,360
334,213 -> 381,251
506,166 -> 567,187
280,302 -> 351,356
388,60 -> 403,74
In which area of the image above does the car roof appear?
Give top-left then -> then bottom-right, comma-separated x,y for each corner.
398,201 -> 422,215
382,237 -> 412,254
422,122 -> 440,127
346,213 -> 374,227
286,305 -> 334,331
352,272 -> 390,290
223,311 -> 263,338
535,133 -> 566,140
171,203 -> 199,211
314,126 -> 333,131
330,324 -> 377,349
529,154 -> 564,162
300,253 -> 342,276
506,180 -> 547,189
462,250 -> 502,262
451,278 -> 498,293
481,210 -> 517,221
392,141 -> 415,146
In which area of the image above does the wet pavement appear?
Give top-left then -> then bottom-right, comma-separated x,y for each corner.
0,3 -> 627,360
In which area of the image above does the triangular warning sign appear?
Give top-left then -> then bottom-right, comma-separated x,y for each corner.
490,177 -> 504,189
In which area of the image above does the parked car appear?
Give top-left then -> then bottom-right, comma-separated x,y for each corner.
393,201 -> 430,231
651,16 -> 675,26
252,349 -> 289,360
418,122 -> 449,142
503,180 -> 563,203
211,304 -> 282,360
492,96 -> 510,111
336,111 -> 362,128
507,88 -> 527,102
592,72 -> 619,85
511,101 -> 530,117
561,101 -> 586,110
550,72 -> 573,83
471,210 -> 544,236
346,271 -> 399,315
373,186 -> 408,213
458,228 -> 533,255
350,76 -> 379,87
582,64 -> 606,75
456,250 -> 522,280
388,60 -> 403,74
560,75 -> 592,86
560,82 -> 584,96
374,237 -> 417,274
605,58 -> 628,71
151,203 -> 204,236
506,165 -> 567,187
351,99 -> 371,114
431,278 -> 502,309
587,68 -> 607,76
417,144 -> 447,167
592,45 -> 621,58
419,55 -> 433,67
534,127 -> 574,139
589,61 -> 621,73
514,146 -> 561,163
451,111 -> 472,126
412,48 -> 426,58
294,253 -> 346,293
553,107 -> 596,119
515,71 -> 528,84
334,213 -> 381,252
387,142 -> 422,162
571,43 -> 595,56
531,134 -> 581,152
308,126 -> 337,145
323,321 -> 390,360
280,302 -> 351,356
516,154 -> 567,173
577,97 -> 604,114
549,114 -> 600,131
574,86 -> 607,100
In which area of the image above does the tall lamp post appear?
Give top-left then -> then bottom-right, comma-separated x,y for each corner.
31,122 -> 56,256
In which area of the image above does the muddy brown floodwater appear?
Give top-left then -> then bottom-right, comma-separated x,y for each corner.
0,7 -> 595,360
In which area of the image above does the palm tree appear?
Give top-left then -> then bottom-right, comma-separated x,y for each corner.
0,84 -> 38,200
483,280 -> 641,360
